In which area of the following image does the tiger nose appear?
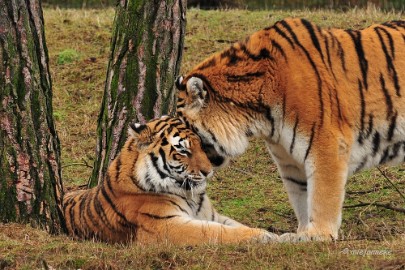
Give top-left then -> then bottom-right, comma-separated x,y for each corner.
200,167 -> 213,178
201,169 -> 210,177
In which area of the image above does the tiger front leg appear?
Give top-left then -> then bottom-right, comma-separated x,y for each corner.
280,144 -> 349,242
281,176 -> 309,232
137,217 -> 279,245
267,142 -> 310,232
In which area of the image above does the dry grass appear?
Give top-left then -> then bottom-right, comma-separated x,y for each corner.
1,223 -> 404,269
45,8 -> 113,186
0,6 -> 404,269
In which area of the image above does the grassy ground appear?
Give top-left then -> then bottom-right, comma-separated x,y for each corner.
1,6 -> 405,269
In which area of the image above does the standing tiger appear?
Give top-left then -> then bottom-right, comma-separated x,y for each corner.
175,19 -> 405,242
63,116 -> 277,245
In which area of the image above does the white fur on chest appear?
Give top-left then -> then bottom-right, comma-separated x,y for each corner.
265,123 -> 309,185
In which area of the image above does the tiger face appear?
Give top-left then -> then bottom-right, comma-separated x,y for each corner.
129,116 -> 213,196
176,75 -> 267,168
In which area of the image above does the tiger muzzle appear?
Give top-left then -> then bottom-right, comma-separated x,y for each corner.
202,142 -> 226,167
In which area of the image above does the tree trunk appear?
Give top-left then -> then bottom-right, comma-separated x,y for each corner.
88,0 -> 187,187
0,0 -> 65,233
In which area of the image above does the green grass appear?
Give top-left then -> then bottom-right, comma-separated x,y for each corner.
1,6 -> 404,269
57,49 -> 80,64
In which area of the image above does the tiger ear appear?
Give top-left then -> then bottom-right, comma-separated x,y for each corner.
128,123 -> 154,148
186,77 -> 207,108
175,76 -> 184,90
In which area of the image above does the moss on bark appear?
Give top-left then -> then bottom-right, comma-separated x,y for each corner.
0,0 -> 65,233
88,0 -> 186,186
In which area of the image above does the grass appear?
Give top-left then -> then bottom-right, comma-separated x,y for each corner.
1,6 -> 405,269
1,223 -> 404,269
56,49 -> 80,65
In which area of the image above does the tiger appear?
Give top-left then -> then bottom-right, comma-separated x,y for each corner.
63,116 -> 278,245
175,19 -> 405,242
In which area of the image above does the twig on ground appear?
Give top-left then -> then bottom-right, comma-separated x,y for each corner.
344,202 -> 405,213
377,167 -> 405,202
347,185 -> 393,195
357,199 -> 374,228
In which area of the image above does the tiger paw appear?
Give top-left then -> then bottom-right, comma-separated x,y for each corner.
279,232 -> 334,243
251,230 -> 280,243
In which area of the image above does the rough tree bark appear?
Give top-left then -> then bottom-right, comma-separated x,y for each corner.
0,0 -> 65,233
88,0 -> 187,187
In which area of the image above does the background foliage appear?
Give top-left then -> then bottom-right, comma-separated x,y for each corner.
42,0 -> 405,10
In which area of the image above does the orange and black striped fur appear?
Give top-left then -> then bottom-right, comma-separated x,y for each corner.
176,19 -> 405,241
63,116 -> 277,245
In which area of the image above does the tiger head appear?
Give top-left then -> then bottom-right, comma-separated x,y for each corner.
175,73 -> 272,169
128,116 -> 213,196
175,37 -> 276,168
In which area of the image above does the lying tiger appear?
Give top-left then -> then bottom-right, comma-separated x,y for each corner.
175,19 -> 405,242
63,116 -> 278,245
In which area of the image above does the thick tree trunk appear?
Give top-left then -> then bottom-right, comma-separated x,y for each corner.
0,0 -> 65,233
88,0 -> 187,187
